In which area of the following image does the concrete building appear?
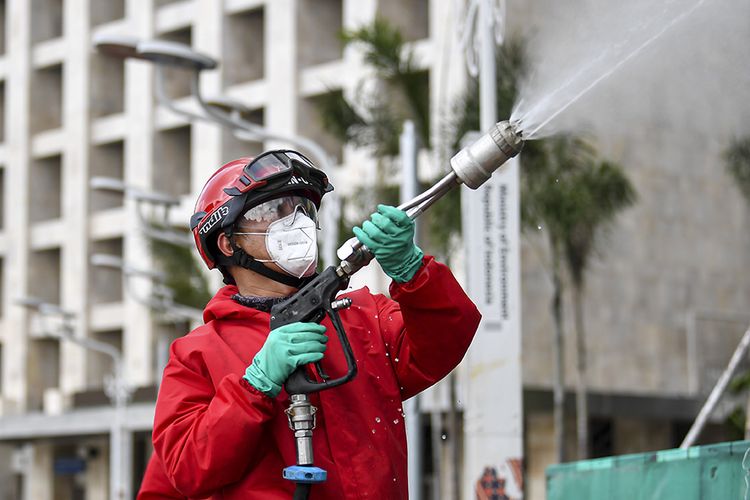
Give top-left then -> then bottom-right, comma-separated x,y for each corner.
0,0 -> 748,499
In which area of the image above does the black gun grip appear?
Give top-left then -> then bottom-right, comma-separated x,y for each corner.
270,267 -> 358,395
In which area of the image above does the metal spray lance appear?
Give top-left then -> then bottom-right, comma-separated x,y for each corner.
273,121 -> 524,500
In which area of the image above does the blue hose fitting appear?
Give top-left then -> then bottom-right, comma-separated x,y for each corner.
283,465 -> 327,484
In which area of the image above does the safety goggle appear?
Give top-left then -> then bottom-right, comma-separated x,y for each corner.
236,195 -> 319,228
243,150 -> 320,182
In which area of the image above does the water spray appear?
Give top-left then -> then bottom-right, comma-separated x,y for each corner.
274,119 -> 524,500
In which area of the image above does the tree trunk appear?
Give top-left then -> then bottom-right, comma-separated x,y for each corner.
551,245 -> 566,463
573,282 -> 589,460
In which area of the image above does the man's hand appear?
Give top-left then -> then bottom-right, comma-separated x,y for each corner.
244,322 -> 328,397
353,204 -> 424,283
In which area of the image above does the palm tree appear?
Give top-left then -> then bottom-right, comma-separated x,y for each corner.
521,136 -> 636,460
315,21 -> 638,465
725,137 -> 750,204
561,160 -> 636,459
520,135 -> 594,462
314,17 -> 430,248
724,136 -> 750,438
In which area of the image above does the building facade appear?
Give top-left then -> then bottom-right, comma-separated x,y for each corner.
0,0 -> 748,499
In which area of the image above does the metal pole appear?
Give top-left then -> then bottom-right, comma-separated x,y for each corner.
681,324 -> 750,448
463,1 -> 524,497
479,0 -> 497,130
56,321 -> 130,499
110,357 -> 129,500
400,120 -> 422,500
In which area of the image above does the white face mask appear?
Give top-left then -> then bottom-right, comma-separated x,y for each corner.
262,212 -> 318,278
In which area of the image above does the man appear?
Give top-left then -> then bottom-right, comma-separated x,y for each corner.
148,150 -> 480,499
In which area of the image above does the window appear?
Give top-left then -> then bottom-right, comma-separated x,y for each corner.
222,108 -> 264,162
27,338 -> 60,411
29,155 -> 63,223
299,91 -> 344,164
89,141 -> 125,212
89,238 -> 124,304
0,1 -> 6,55
297,0 -> 343,67
31,0 -> 63,44
0,81 -> 6,142
28,247 -> 62,305
90,54 -> 125,119
159,28 -> 193,99
377,0 -> 429,42
223,8 -> 265,85
86,329 -> 123,388
590,418 -> 614,458
30,64 -> 63,134
91,0 -> 125,26
0,168 -> 4,230
154,125 -> 191,197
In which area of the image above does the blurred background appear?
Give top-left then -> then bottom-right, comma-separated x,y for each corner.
0,0 -> 748,499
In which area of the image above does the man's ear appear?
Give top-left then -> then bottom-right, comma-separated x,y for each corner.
216,233 -> 234,258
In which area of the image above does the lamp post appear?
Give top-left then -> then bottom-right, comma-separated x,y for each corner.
90,253 -> 202,324
16,298 -> 133,500
89,176 -> 192,248
93,34 -> 341,266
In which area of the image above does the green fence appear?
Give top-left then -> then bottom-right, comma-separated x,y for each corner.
546,440 -> 750,500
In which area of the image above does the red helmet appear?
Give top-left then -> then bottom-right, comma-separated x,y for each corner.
190,150 -> 332,271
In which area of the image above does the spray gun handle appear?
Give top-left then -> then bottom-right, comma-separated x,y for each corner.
272,267 -> 358,395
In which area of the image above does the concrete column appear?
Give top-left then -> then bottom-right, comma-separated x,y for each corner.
192,0 -> 223,190
84,438 -> 108,500
4,0 -> 34,413
340,0 -> 377,177
59,0 -> 92,395
526,414 -> 555,500
26,441 -> 53,500
0,444 -> 14,500
265,0 -> 298,144
339,0 -> 384,293
429,0 -> 467,170
123,0 -> 156,388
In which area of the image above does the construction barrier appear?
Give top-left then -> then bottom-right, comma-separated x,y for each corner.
547,440 -> 750,499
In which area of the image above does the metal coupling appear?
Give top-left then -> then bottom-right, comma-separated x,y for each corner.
285,394 -> 317,432
336,237 -> 375,277
331,298 -> 352,311
450,120 -> 524,189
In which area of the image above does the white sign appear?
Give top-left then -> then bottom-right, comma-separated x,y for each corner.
462,155 -> 524,500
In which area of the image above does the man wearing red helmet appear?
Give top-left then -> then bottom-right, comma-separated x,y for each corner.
146,150 -> 480,499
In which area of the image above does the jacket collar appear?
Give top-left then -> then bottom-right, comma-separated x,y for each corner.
202,285 -> 264,323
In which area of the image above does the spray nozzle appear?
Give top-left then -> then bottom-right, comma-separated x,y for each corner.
450,120 -> 524,189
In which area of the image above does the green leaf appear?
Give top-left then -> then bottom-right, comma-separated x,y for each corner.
725,137 -> 750,206
149,232 -> 213,311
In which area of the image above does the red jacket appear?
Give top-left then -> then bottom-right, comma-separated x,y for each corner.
151,256 -> 480,499
138,454 -> 186,499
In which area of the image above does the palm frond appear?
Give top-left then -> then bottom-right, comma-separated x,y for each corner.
149,235 -> 212,310
725,137 -> 750,206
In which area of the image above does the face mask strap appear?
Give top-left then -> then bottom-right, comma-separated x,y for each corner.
227,239 -> 308,288
215,226 -> 309,288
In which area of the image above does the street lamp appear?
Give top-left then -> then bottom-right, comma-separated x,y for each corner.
92,34 -> 149,61
16,297 -> 133,500
90,254 -> 203,324
92,34 -> 341,266
89,176 -> 193,248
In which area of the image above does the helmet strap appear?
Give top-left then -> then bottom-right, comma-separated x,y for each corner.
221,240 -> 314,289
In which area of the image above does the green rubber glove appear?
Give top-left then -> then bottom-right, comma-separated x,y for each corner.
243,322 -> 328,398
353,204 -> 424,283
